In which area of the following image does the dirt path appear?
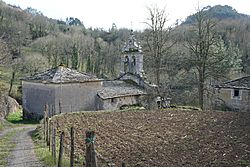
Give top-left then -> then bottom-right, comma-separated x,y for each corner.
6,126 -> 44,167
0,126 -> 27,138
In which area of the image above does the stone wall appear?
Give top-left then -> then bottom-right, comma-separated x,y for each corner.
98,95 -> 142,110
22,81 -> 55,119
22,80 -> 103,119
54,81 -> 102,113
215,88 -> 250,111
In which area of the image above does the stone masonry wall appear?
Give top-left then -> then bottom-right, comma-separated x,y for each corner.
22,81 -> 103,119
54,81 -> 102,113
22,81 -> 55,119
216,88 -> 250,111
100,95 -> 140,110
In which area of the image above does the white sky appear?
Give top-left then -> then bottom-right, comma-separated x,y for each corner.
3,0 -> 250,30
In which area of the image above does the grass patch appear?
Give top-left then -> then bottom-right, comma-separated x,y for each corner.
0,66 -> 11,84
6,110 -> 23,123
0,130 -> 17,166
0,66 -> 24,87
239,159 -> 250,166
32,125 -> 70,167
6,110 -> 39,125
32,125 -> 55,167
0,119 -> 14,132
1,110 -> 39,132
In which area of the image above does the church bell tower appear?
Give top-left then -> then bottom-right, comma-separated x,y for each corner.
120,30 -> 144,78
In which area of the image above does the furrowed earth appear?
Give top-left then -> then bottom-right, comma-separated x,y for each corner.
50,109 -> 250,167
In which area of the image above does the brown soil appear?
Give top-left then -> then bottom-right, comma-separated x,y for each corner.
52,109 -> 250,167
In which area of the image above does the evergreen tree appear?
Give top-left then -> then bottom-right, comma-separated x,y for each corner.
71,44 -> 78,70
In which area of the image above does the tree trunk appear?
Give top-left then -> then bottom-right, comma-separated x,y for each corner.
155,54 -> 161,87
8,71 -> 15,96
156,66 -> 160,86
198,70 -> 204,110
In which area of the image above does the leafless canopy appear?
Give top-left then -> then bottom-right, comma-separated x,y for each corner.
144,5 -> 176,86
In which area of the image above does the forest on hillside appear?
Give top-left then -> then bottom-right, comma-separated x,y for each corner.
0,1 -> 250,109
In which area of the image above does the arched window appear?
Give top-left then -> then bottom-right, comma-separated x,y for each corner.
132,56 -> 136,66
132,56 -> 136,73
124,56 -> 129,72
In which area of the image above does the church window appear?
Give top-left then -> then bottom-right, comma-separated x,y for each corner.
124,56 -> 129,72
132,56 -> 136,66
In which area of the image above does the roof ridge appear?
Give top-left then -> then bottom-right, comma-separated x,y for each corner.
23,65 -> 99,83
224,75 -> 250,84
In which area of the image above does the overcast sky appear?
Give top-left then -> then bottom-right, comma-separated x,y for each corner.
3,0 -> 250,30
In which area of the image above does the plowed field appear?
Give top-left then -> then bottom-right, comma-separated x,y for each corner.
51,109 -> 250,167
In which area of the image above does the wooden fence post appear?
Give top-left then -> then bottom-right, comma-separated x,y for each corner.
52,123 -> 56,164
46,117 -> 49,147
48,120 -> 51,151
85,130 -> 97,167
44,114 -> 46,141
44,104 -> 48,142
58,131 -> 64,167
70,127 -> 74,167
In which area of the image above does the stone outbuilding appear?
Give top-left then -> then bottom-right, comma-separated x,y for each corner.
22,65 -> 103,119
214,75 -> 250,111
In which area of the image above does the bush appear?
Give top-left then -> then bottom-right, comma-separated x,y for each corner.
6,110 -> 23,123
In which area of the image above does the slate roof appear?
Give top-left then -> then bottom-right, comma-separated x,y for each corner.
23,65 -> 100,83
216,75 -> 250,90
122,30 -> 142,53
97,81 -> 147,99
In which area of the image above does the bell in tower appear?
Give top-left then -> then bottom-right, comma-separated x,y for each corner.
120,30 -> 144,78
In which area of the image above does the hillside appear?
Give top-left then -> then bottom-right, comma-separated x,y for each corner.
50,109 -> 250,167
0,1 -> 250,108
184,5 -> 250,24
0,0 -> 131,98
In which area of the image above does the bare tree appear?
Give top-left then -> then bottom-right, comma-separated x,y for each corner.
186,8 -> 242,110
144,5 -> 175,87
21,52 -> 48,76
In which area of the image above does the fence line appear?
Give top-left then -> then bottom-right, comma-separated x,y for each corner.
58,131 -> 64,167
43,104 -> 128,167
51,122 -> 56,164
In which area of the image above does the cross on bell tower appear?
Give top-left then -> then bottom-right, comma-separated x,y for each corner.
120,30 -> 144,78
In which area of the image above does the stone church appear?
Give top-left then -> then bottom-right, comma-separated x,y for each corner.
22,31 -> 156,119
